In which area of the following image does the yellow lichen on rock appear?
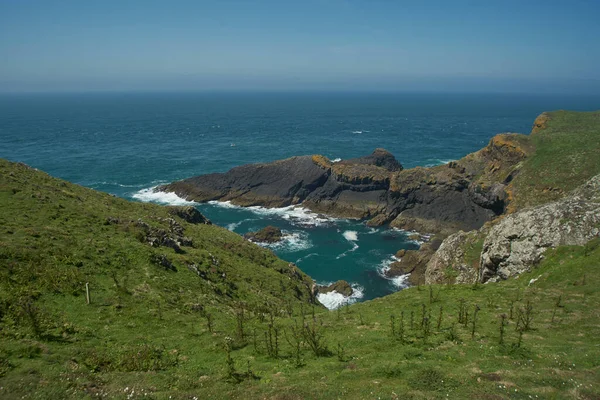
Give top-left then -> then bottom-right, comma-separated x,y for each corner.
311,154 -> 332,170
531,112 -> 550,134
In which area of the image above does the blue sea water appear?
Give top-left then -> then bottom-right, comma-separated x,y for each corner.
1,92 -> 598,307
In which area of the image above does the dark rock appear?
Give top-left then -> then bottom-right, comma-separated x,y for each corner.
159,136 -> 530,234
244,226 -> 283,243
338,148 -> 403,172
159,149 -> 403,220
135,218 -> 193,253
318,280 -> 353,297
168,206 -> 211,225
386,242 -> 438,286
160,155 -> 330,207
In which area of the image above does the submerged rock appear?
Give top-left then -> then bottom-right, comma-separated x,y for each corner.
318,280 -> 353,297
244,226 -> 283,243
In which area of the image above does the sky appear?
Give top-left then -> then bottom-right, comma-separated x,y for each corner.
1,0 -> 599,93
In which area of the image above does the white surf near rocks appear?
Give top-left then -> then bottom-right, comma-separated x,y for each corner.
316,283 -> 364,310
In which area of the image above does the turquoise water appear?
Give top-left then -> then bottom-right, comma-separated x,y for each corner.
1,92 -> 598,307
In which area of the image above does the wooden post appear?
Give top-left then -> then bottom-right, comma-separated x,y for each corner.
85,282 -> 90,304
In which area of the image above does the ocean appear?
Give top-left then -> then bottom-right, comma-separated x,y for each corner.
1,91 -> 598,308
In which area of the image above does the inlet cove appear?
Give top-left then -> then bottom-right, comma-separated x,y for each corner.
1,96 -> 599,399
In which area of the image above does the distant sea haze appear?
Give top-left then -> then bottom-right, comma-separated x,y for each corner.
1,91 -> 598,307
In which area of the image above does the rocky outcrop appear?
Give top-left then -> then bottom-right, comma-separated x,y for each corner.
161,149 -> 404,220
385,239 -> 442,286
160,136 -> 531,234
161,155 -> 330,207
425,231 -> 484,285
386,133 -> 531,233
479,174 -> 600,282
244,226 -> 283,243
318,280 -> 353,297
134,218 -> 194,254
425,174 -> 600,284
531,112 -> 550,134
168,206 -> 211,225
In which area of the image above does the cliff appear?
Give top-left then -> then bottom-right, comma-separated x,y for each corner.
425,110 -> 600,284
161,110 -> 599,286
160,134 -> 530,234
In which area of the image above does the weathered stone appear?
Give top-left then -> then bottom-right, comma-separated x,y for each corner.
160,131 -> 534,234
479,174 -> 600,282
425,231 -> 483,285
168,206 -> 211,225
385,242 -> 438,286
244,226 -> 284,243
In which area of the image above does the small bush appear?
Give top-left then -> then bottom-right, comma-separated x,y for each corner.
410,367 -> 446,391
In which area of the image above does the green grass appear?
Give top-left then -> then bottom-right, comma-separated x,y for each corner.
511,110 -> 600,210
1,153 -> 600,399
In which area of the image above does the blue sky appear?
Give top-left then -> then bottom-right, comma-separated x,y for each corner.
1,0 -> 599,93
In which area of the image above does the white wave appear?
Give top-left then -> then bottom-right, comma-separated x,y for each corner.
265,231 -> 313,252
377,255 -> 398,277
424,159 -> 456,167
352,130 -> 363,134
208,201 -> 338,227
342,230 -> 358,241
227,221 -> 242,231
90,181 -> 147,188
390,274 -> 410,289
226,218 -> 258,231
389,227 -> 429,246
296,252 -> 318,264
336,230 -> 359,259
133,187 -> 197,206
336,242 -> 358,259
316,283 -> 364,310
207,200 -> 240,209
377,255 -> 410,289
332,158 -> 342,163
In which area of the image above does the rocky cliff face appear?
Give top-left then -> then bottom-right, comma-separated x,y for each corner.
425,174 -> 600,284
479,174 -> 600,282
161,149 -> 401,219
385,133 -> 531,233
161,135 -> 530,234
425,231 -> 483,285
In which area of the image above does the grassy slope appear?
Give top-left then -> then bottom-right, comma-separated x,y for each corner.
510,110 -> 600,211
1,113 -> 600,399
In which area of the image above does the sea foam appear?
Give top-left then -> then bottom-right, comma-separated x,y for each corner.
316,283 -> 364,310
424,159 -> 456,167
208,201 -> 337,227
342,230 -> 358,241
377,255 -> 411,289
133,187 -> 197,206
263,231 -> 313,252
336,230 -> 359,259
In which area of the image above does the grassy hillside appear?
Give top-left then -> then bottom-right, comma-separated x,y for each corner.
509,110 -> 600,211
1,157 -> 599,399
